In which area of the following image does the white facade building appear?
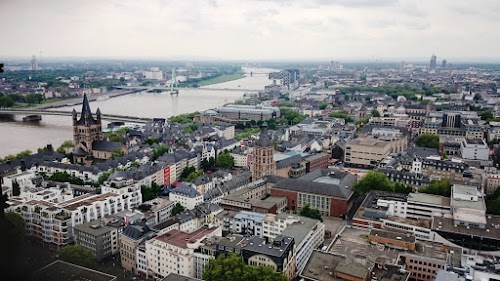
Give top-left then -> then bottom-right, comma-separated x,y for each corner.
230,211 -> 265,237
169,183 -> 204,210
460,138 -> 489,161
145,227 -> 222,279
143,67 -> 163,80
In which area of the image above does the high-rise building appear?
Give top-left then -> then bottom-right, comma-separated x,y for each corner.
31,55 -> 38,71
430,54 -> 437,69
400,61 -> 406,71
441,59 -> 447,68
252,123 -> 276,180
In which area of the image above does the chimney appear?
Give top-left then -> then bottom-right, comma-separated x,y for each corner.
46,144 -> 53,152
20,160 -> 26,171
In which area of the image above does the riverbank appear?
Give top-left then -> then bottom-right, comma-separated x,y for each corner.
29,90 -> 139,109
182,72 -> 246,88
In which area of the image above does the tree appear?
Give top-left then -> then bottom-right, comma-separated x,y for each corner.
141,182 -> 163,201
0,95 -> 14,108
419,179 -> 451,197
203,253 -> 287,281
145,137 -> 160,145
97,172 -> 111,185
172,202 -> 185,216
394,183 -> 413,194
300,204 -> 322,221
481,111 -> 494,121
216,152 -> 235,169
353,171 -> 394,195
185,170 -> 204,182
329,110 -> 353,122
5,212 -> 25,244
371,109 -> 381,117
152,144 -> 170,160
111,150 -> 125,159
319,101 -> 328,110
58,245 -> 96,268
57,140 -> 74,154
415,133 -> 439,149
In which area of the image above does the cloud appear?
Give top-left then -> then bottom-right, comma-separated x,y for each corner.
0,0 -> 499,60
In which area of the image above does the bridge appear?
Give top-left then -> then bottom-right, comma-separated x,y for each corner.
0,108 -> 153,124
114,86 -> 261,92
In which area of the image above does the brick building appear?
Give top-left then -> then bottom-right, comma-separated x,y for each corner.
270,169 -> 356,217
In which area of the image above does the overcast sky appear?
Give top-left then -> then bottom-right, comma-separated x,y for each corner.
1,0 -> 498,61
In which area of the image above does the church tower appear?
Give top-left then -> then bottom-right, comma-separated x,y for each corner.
252,122 -> 276,180
73,94 -> 103,151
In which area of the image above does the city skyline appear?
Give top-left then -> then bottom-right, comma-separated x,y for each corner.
1,0 -> 499,61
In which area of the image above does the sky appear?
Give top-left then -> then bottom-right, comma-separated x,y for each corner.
0,0 -> 499,61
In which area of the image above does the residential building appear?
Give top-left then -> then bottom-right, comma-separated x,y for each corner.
229,211 -> 265,237
263,213 -> 324,275
169,182 -> 204,210
73,219 -> 122,261
242,235 -> 296,281
119,222 -> 155,274
135,197 -> 175,226
145,227 -> 222,279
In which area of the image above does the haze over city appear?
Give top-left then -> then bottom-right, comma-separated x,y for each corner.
1,0 -> 500,61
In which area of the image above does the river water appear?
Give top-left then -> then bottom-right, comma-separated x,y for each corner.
0,67 -> 276,157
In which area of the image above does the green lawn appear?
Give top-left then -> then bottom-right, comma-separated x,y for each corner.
183,72 -> 246,87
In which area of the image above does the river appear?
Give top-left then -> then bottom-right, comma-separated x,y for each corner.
0,67 -> 277,157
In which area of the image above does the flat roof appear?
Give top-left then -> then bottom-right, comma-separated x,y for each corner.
369,228 -> 416,243
407,192 -> 451,207
155,227 -> 218,248
32,260 -> 116,281
73,220 -> 118,236
243,235 -> 293,257
301,251 -> 368,281
432,215 -> 500,240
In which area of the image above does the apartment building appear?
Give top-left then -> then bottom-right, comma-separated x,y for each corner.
230,211 -> 265,237
145,227 -> 222,279
135,197 -> 175,226
7,192 -> 129,247
169,183 -> 204,210
119,222 -> 156,274
73,219 -> 122,261
242,235 -> 296,281
263,213 -> 325,275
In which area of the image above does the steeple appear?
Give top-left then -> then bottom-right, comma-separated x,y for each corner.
256,122 -> 272,147
77,94 -> 97,125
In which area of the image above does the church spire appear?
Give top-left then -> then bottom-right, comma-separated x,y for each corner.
77,94 -> 96,125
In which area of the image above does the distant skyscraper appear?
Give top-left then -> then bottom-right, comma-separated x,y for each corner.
400,61 -> 406,71
430,54 -> 437,69
31,55 -> 38,71
442,59 -> 447,68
